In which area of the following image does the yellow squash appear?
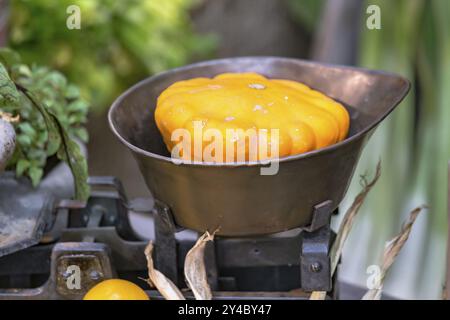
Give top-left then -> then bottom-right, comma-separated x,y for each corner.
155,73 -> 350,162
83,279 -> 149,300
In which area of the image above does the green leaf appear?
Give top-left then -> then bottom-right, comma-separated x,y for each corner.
37,130 -> 47,144
29,166 -> 43,187
65,84 -> 80,99
1,47 -> 89,198
15,159 -> 30,176
16,64 -> 32,78
20,89 -> 62,155
74,127 -> 89,143
20,88 -> 90,200
18,122 -> 36,137
44,71 -> 67,89
55,121 -> 90,201
67,100 -> 89,113
0,63 -> 20,108
0,48 -> 21,67
17,134 -> 32,146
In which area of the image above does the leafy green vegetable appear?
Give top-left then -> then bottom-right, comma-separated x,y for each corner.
0,48 -> 90,200
55,123 -> 89,202
0,63 -> 20,107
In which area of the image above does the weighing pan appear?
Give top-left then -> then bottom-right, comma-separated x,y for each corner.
109,57 -> 410,236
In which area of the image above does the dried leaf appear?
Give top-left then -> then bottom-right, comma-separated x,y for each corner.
331,161 -> 382,273
0,111 -> 20,123
184,231 -> 215,300
362,205 -> 426,300
310,161 -> 382,300
309,291 -> 327,300
144,242 -> 185,300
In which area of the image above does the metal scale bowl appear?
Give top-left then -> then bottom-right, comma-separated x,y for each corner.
109,57 -> 410,237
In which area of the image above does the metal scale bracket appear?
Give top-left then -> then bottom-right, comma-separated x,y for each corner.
152,199 -> 337,293
300,200 -> 335,292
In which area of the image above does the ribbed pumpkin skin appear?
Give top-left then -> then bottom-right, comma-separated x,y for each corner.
155,73 -> 350,162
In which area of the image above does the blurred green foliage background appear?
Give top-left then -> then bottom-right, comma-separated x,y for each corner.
288,0 -> 450,298
8,0 -> 215,110
347,0 -> 449,299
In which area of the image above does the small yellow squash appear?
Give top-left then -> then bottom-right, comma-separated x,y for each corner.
155,73 -> 350,162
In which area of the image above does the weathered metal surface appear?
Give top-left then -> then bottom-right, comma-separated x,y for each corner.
0,242 -> 114,300
153,201 -> 179,284
109,57 -> 410,236
300,225 -> 333,291
0,173 -> 54,257
0,231 -> 368,299
303,200 -> 334,232
69,176 -> 140,241
0,228 -> 334,298
0,192 -> 337,295
53,242 -> 114,299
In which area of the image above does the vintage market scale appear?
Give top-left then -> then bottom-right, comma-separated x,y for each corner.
0,57 -> 409,299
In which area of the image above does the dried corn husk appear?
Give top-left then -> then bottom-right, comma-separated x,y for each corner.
362,205 -> 426,300
310,162 -> 381,300
184,231 -> 215,300
331,162 -> 382,273
144,242 -> 185,300
309,291 -> 327,300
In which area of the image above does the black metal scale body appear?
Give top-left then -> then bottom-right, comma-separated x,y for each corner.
0,176 -> 338,300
